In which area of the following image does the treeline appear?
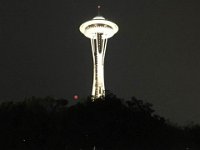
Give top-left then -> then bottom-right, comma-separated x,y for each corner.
0,93 -> 199,150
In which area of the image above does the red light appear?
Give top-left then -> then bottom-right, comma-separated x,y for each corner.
73,95 -> 79,100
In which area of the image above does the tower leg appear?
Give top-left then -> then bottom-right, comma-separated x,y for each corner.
90,34 -> 107,99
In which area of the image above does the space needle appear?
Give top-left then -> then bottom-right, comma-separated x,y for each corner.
80,6 -> 118,99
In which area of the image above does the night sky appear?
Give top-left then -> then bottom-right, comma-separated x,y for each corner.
0,0 -> 200,125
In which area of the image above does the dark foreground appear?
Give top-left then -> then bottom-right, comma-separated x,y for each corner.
0,93 -> 199,150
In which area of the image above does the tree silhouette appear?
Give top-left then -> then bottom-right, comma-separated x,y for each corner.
0,94 -> 199,150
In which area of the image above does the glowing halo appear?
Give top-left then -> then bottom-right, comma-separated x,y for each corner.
80,16 -> 118,39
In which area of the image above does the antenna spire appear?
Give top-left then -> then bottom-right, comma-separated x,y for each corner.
97,5 -> 101,16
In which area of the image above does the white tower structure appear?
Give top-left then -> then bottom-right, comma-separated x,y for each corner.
80,8 -> 118,99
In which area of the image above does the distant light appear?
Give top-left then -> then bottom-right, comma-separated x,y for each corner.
73,95 -> 79,100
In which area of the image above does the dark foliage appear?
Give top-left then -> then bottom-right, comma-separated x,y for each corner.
0,94 -> 199,150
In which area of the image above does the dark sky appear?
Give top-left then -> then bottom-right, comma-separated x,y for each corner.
0,0 -> 200,125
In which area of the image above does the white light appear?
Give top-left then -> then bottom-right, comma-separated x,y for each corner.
80,15 -> 118,99
80,17 -> 118,39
